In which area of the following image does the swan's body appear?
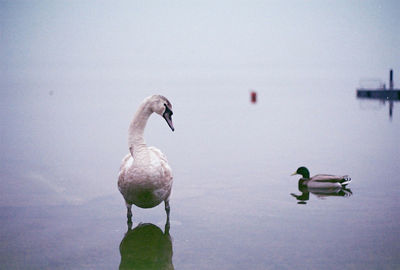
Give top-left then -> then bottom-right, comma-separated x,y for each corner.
118,95 -> 174,222
291,166 -> 351,189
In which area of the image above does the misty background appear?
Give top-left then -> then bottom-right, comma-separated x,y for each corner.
0,1 -> 400,269
2,1 -> 399,86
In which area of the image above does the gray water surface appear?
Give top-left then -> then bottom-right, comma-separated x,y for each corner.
1,81 -> 399,269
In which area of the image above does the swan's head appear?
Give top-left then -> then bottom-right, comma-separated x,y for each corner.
291,166 -> 310,179
149,95 -> 174,131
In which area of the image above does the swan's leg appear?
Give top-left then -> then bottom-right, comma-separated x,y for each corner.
126,203 -> 132,219
126,203 -> 133,228
164,199 -> 170,218
164,200 -> 170,234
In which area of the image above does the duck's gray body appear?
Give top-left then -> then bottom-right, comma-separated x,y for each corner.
300,174 -> 351,189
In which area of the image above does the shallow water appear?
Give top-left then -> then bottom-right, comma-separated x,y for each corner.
1,79 -> 400,269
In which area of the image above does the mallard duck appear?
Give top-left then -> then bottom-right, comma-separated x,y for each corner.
118,95 -> 174,223
291,166 -> 351,189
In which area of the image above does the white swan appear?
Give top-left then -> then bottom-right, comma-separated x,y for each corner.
118,95 -> 174,222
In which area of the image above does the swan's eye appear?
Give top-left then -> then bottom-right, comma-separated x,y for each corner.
164,104 -> 173,115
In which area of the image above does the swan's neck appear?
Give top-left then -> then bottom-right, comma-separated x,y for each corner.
128,102 -> 153,154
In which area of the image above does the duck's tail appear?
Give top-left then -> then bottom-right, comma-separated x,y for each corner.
341,176 -> 351,186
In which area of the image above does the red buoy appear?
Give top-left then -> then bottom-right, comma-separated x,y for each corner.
250,91 -> 257,103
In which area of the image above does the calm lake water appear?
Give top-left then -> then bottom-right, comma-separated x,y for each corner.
1,76 -> 399,269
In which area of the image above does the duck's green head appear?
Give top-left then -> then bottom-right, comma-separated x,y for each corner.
291,166 -> 310,179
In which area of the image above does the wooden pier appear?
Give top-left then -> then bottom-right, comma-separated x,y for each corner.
356,69 -> 400,101
356,89 -> 400,100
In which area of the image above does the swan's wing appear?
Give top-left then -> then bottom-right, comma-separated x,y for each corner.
148,146 -> 168,163
118,153 -> 133,191
119,153 -> 132,171
148,146 -> 173,201
148,146 -> 173,179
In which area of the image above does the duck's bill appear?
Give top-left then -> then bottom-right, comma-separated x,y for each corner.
290,172 -> 297,176
163,113 -> 174,131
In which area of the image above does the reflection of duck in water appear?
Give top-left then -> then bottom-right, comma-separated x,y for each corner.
119,221 -> 173,270
290,166 -> 352,204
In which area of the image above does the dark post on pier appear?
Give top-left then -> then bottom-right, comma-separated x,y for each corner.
390,69 -> 393,90
356,69 -> 400,100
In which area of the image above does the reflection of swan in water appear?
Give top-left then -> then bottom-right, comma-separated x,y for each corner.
119,220 -> 173,270
291,179 -> 353,204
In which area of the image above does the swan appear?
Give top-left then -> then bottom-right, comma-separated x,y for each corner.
118,95 -> 174,223
291,166 -> 351,189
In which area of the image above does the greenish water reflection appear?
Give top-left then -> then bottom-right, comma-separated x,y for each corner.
119,221 -> 173,270
291,179 -> 353,204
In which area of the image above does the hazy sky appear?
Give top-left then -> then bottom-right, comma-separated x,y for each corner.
1,0 -> 400,89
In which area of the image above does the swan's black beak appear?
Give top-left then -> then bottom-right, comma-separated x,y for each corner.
163,104 -> 174,131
